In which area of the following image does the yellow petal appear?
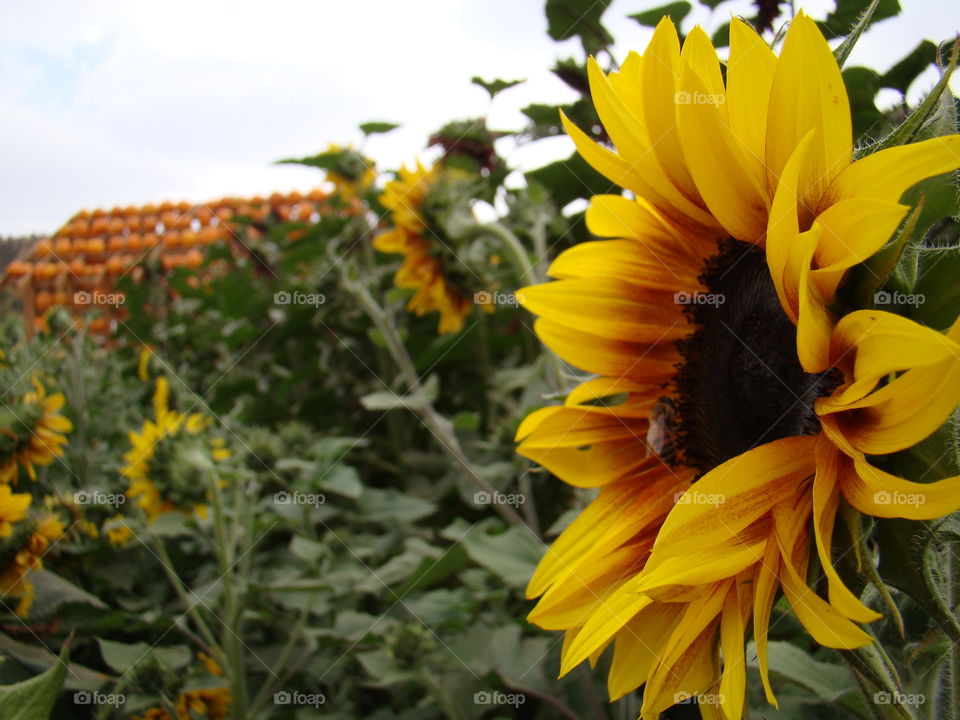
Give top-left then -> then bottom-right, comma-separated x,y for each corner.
608,602 -> 686,701
548,238 -> 700,291
726,18 -> 776,180
559,584 -> 654,676
719,587 -> 747,720
530,318 -> 679,383
766,12 -> 851,207
752,539 -> 781,706
812,439 -> 882,622
520,278 -> 686,342
642,17 -> 699,201
676,63 -> 768,242
821,418 -> 960,520
651,436 -> 817,558
822,135 -> 960,209
774,494 -> 872,649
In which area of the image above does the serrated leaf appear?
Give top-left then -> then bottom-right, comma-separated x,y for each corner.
0,644 -> 68,720
470,76 -> 524,99
459,525 -> 542,587
629,2 -> 691,29
359,121 -> 399,136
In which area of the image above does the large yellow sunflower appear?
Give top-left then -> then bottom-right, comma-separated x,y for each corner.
0,378 -> 72,484
518,13 -> 960,719
373,162 -> 477,334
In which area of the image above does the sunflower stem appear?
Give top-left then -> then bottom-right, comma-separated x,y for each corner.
949,543 -> 960,720
208,469 -> 248,719
139,511 -> 222,661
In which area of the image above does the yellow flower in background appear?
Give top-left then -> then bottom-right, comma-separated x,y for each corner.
374,162 -> 475,334
0,512 -> 65,616
0,485 -> 31,537
0,378 -> 73,484
133,655 -> 231,720
103,515 -> 134,546
518,13 -> 960,719
138,345 -> 155,382
326,143 -> 376,201
123,378 -> 221,521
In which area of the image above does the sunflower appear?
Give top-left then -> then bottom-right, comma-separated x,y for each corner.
373,162 -> 483,334
133,655 -> 231,720
0,378 -> 72,484
325,143 -> 376,201
123,378 -> 218,521
0,511 -> 65,616
517,13 -> 960,718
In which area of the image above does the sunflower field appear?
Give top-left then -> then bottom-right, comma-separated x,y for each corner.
1,0 -> 960,718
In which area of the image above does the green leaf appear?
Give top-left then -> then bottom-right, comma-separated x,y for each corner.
544,0 -> 614,55
96,639 -> 190,674
879,40 -> 937,93
393,544 -> 470,597
746,640 -> 854,702
629,2 -> 691,29
819,0 -> 900,41
521,103 -> 562,127
525,152 -> 612,210
276,151 -> 340,171
359,121 -> 399,136
0,634 -> 106,692
456,523 -> 542,587
711,21 -> 730,48
911,245 -> 960,331
470,77 -> 524,99
318,465 -> 363,498
360,374 -> 440,411
0,643 -> 68,720
360,488 -> 437,524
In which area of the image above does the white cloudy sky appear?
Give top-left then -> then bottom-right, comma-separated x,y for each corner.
1,0 -> 958,236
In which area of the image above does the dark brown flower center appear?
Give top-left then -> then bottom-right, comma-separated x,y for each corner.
672,239 -> 835,474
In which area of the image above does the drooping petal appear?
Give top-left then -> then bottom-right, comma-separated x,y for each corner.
812,438 -> 882,622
